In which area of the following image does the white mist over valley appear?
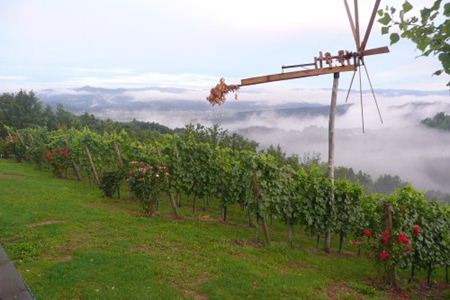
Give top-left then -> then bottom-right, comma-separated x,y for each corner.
38,86 -> 450,194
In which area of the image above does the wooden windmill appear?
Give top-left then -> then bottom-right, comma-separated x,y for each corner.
207,1 -> 389,252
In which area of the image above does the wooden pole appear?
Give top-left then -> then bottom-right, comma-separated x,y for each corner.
113,141 -> 124,170
65,140 -> 81,180
384,203 -> 396,287
164,174 -> 179,218
72,161 -> 82,181
251,174 -> 270,245
328,73 -> 339,182
85,146 -> 100,185
288,223 -> 294,248
354,0 -> 360,48
167,192 -> 179,218
324,72 -> 339,253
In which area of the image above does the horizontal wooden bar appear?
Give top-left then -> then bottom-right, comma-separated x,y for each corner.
241,65 -> 356,86
361,46 -> 389,56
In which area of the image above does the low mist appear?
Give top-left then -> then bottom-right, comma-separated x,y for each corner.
132,91 -> 450,194
42,87 -> 450,194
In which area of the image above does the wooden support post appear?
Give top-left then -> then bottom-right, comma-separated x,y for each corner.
328,72 -> 339,183
324,72 -> 339,254
288,223 -> 294,248
221,206 -> 227,222
251,174 -> 270,245
176,193 -> 181,207
167,192 -> 179,218
72,161 -> 82,181
65,140 -> 81,180
384,202 -> 396,287
339,230 -> 345,254
85,146 -> 100,185
261,218 -> 270,245
113,141 -> 124,170
164,175 -> 179,218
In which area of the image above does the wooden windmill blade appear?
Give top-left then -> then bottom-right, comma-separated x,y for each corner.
360,0 -> 382,51
343,0 -> 358,49
354,0 -> 361,49
359,0 -> 385,126
353,0 -> 365,132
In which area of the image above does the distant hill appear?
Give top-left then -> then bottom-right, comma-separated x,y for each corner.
37,86 -> 351,119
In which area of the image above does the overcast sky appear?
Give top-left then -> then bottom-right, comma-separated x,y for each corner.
0,0 -> 448,93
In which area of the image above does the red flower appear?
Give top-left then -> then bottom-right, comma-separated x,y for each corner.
380,230 -> 390,244
397,233 -> 409,245
363,229 -> 372,238
379,250 -> 390,261
59,148 -> 69,159
413,225 -> 421,236
405,246 -> 411,253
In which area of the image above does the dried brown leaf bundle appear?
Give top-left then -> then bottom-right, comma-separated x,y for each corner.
207,78 -> 240,106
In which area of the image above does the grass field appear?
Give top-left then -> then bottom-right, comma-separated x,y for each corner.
0,159 -> 448,299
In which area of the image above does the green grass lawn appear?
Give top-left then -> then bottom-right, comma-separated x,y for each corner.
0,159 -> 448,299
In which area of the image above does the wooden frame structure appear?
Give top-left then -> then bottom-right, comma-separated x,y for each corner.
224,0 -> 389,253
240,46 -> 388,87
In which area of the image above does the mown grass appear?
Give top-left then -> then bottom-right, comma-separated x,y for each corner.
0,159 -> 448,299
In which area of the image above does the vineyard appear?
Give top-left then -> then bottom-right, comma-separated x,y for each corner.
1,124 -> 449,297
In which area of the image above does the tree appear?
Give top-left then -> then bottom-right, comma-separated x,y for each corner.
0,91 -> 45,129
422,112 -> 450,130
378,0 -> 450,85
373,174 -> 407,195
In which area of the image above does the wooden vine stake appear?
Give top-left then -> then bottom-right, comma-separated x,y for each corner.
154,145 -> 179,218
85,146 -> 100,185
72,161 -> 82,181
165,175 -> 179,218
251,174 -> 270,245
113,141 -> 124,170
288,222 -> 294,248
384,202 -> 396,287
64,140 -> 82,181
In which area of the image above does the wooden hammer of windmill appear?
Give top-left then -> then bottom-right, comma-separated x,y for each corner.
207,0 -> 389,252
208,0 -> 388,174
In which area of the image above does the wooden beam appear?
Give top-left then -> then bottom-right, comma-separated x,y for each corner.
354,0 -> 360,49
241,65 -> 355,86
360,0 -> 382,51
361,46 -> 389,56
343,0 -> 358,49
